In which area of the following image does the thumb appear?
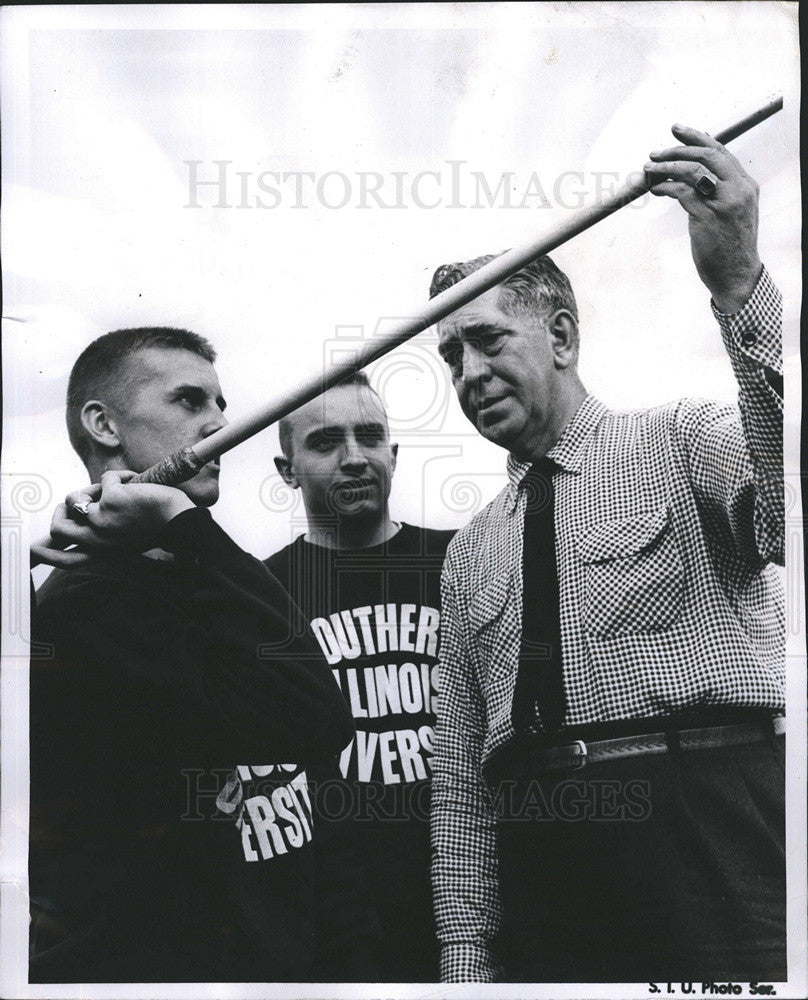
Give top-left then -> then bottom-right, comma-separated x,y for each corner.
100,469 -> 128,491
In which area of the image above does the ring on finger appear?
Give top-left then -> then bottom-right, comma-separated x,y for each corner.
694,171 -> 718,198
69,500 -> 91,519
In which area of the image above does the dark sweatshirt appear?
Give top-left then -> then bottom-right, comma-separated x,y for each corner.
29,507 -> 373,983
266,523 -> 454,982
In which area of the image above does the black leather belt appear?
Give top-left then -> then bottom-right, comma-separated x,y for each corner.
523,717 -> 785,774
483,714 -> 785,786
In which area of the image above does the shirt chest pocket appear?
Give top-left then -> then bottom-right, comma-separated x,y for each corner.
467,570 -> 516,675
577,506 -> 685,637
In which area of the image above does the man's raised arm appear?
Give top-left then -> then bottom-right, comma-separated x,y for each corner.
645,125 -> 784,565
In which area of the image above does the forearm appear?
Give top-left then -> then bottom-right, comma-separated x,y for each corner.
160,507 -> 356,758
55,509 -> 354,761
712,266 -> 784,563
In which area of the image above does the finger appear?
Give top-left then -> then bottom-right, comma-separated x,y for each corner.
671,123 -> 745,172
65,483 -> 102,520
100,469 -> 129,490
670,122 -> 719,144
646,179 -> 704,213
31,541 -> 95,569
49,506 -> 114,550
49,522 -> 106,549
30,534 -> 57,569
644,161 -> 720,194
647,144 -> 735,181
52,501 -> 84,539
65,483 -> 102,506
97,470 -> 135,513
31,530 -> 91,563
51,501 -> 73,533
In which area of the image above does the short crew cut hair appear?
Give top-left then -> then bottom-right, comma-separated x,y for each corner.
66,327 -> 216,464
429,252 -> 578,324
278,371 -> 382,458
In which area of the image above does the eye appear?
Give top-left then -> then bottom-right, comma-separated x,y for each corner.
177,389 -> 204,411
309,435 -> 337,452
479,332 -> 503,354
441,342 -> 463,375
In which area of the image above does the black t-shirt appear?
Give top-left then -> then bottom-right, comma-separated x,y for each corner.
265,523 -> 454,982
29,508 -> 371,983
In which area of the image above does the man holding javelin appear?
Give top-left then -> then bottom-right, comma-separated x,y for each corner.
30,328 -> 376,982
430,125 -> 786,982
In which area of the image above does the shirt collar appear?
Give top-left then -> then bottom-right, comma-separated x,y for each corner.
505,394 -> 607,512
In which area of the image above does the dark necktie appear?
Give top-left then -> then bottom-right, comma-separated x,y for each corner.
512,456 -> 566,735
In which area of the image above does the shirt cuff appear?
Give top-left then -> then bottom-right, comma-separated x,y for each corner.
158,505 -> 214,553
711,265 -> 782,374
440,941 -> 500,982
158,506 -> 252,571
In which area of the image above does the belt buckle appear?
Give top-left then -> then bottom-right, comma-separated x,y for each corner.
557,739 -> 588,771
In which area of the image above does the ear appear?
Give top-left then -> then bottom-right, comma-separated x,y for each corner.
547,310 -> 579,370
390,441 -> 399,473
80,400 -> 122,451
274,455 -> 299,488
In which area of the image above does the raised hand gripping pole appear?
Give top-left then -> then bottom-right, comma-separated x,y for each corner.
133,95 -> 783,488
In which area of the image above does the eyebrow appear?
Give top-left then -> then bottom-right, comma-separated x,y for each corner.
438,322 -> 505,358
303,421 -> 386,444
304,425 -> 345,445
457,322 -> 506,338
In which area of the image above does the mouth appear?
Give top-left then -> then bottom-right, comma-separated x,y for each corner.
334,479 -> 377,502
475,394 -> 509,420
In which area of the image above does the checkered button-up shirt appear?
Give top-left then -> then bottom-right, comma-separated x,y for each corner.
431,267 -> 784,982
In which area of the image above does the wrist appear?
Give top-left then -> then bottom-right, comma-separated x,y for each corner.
710,259 -> 764,315
162,491 -> 195,524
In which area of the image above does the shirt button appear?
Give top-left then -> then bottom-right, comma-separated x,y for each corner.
741,330 -> 758,347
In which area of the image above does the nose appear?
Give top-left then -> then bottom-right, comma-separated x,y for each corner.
459,342 -> 491,393
341,434 -> 369,471
201,404 -> 228,438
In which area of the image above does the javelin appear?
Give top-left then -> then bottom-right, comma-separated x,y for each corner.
132,95 -> 783,489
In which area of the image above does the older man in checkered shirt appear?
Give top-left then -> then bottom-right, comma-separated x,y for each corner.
429,124 -> 786,982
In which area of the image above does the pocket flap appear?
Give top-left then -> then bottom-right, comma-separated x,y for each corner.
468,570 -> 512,632
577,507 -> 670,564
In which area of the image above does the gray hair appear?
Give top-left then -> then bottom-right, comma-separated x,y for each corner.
429,252 -> 578,324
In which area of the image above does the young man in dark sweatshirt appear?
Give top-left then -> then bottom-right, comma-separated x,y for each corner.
265,372 -> 454,982
29,328 -> 376,983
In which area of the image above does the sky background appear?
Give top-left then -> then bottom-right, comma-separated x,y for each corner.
1,2 -> 801,566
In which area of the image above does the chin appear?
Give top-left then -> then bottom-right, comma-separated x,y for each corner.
479,423 -> 517,451
339,501 -> 380,523
475,409 -> 525,452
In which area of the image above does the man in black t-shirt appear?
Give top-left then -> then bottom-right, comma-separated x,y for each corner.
29,328 -> 374,983
265,372 -> 454,982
